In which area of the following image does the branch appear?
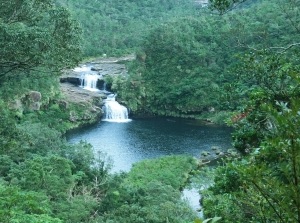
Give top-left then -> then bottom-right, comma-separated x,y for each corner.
270,43 -> 300,54
234,40 -> 300,54
251,180 -> 285,223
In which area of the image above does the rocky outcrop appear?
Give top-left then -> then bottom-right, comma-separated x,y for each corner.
60,54 -> 135,86
56,55 -> 135,128
89,63 -> 127,76
8,90 -> 42,113
27,91 -> 42,111
59,82 -> 106,126
60,77 -> 81,86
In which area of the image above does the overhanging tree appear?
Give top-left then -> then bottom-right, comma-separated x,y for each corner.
0,0 -> 82,81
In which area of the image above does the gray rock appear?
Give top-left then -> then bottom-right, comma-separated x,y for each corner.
29,102 -> 41,111
28,91 -> 42,102
58,100 -> 69,110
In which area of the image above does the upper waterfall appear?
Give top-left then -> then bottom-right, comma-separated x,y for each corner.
80,73 -> 99,91
73,65 -> 100,91
102,94 -> 131,123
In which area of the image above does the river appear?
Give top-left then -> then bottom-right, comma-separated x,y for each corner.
67,117 -> 232,172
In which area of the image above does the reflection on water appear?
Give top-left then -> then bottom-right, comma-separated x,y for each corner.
67,118 -> 232,172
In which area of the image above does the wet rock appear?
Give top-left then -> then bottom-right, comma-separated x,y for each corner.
24,91 -> 42,111
201,151 -> 210,156
215,149 -> 222,155
216,151 -> 224,156
227,148 -> 239,156
90,106 -> 101,113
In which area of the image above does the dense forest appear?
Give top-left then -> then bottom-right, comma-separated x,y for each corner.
1,0 -> 300,222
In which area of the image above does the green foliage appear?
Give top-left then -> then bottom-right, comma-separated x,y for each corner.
0,102 -> 110,222
0,183 -> 62,223
228,51 -> 300,153
101,181 -> 196,223
0,0 -> 82,82
2,0 -> 300,222
125,155 -> 197,189
9,155 -> 74,200
57,0 -> 197,56
0,0 -> 112,222
63,142 -> 112,186
99,155 -> 198,223
204,104 -> 300,221
114,14 -> 235,117
110,66 -> 147,114
115,0 -> 300,118
0,101 -> 32,165
208,0 -> 250,14
141,16 -> 226,116
17,122 -> 66,155
202,1 -> 300,220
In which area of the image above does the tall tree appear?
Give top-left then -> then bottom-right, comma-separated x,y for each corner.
0,0 -> 82,82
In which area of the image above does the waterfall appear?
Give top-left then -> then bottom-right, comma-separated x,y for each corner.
73,65 -> 100,91
80,74 -> 99,91
102,94 -> 131,123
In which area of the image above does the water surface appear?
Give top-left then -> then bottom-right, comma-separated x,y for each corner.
67,118 -> 232,172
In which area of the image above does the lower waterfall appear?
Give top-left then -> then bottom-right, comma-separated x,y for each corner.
102,94 -> 131,123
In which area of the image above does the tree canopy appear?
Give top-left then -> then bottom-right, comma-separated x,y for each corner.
0,0 -> 82,81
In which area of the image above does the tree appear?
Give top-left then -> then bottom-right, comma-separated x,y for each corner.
202,0 -> 300,222
0,183 -> 62,223
9,155 -> 75,201
99,156 -> 198,223
204,99 -> 300,222
115,15 -> 232,117
0,0 -> 82,81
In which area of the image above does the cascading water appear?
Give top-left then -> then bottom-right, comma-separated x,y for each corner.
73,65 -> 100,91
73,65 -> 131,122
102,94 -> 131,123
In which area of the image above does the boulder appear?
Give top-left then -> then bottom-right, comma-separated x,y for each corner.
58,100 -> 69,110
28,91 -> 42,102
26,91 -> 42,111
29,102 -> 41,111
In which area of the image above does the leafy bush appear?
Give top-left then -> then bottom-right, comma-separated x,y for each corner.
0,184 -> 62,223
99,155 -> 198,223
